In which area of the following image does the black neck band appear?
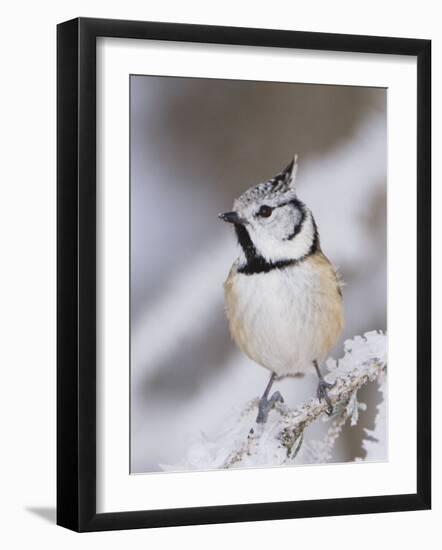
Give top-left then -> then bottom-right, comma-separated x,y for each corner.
238,256 -> 298,275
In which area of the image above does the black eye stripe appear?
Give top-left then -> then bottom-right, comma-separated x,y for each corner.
256,198 -> 303,218
276,198 -> 303,210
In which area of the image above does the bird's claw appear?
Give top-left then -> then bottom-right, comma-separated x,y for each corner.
317,380 -> 336,416
256,391 -> 284,424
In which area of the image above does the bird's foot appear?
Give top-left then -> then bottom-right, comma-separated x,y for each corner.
256,391 -> 284,424
317,380 -> 336,416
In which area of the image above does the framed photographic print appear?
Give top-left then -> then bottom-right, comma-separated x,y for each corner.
57,17 -> 431,532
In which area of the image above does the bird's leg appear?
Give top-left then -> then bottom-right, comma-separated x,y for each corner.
256,372 -> 284,424
314,360 -> 335,416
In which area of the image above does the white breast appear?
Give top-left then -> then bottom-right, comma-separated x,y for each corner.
224,258 -> 343,378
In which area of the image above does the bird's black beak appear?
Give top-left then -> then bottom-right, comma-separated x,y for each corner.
218,211 -> 246,225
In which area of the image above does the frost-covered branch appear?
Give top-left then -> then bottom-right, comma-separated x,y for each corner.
161,331 -> 387,471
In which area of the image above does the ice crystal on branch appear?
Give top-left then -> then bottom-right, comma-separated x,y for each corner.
160,331 -> 387,471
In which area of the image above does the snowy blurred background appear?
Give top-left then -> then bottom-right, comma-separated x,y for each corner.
130,75 -> 387,473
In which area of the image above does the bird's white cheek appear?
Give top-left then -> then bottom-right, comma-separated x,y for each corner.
246,212 -> 314,263
251,231 -> 297,263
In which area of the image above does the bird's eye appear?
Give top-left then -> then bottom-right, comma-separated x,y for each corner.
257,205 -> 273,218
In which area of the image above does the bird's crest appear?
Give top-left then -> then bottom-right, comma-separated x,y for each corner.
235,155 -> 298,208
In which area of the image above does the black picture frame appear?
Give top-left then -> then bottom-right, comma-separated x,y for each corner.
57,17 -> 431,532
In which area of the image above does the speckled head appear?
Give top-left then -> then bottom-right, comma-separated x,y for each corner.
234,155 -> 298,211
